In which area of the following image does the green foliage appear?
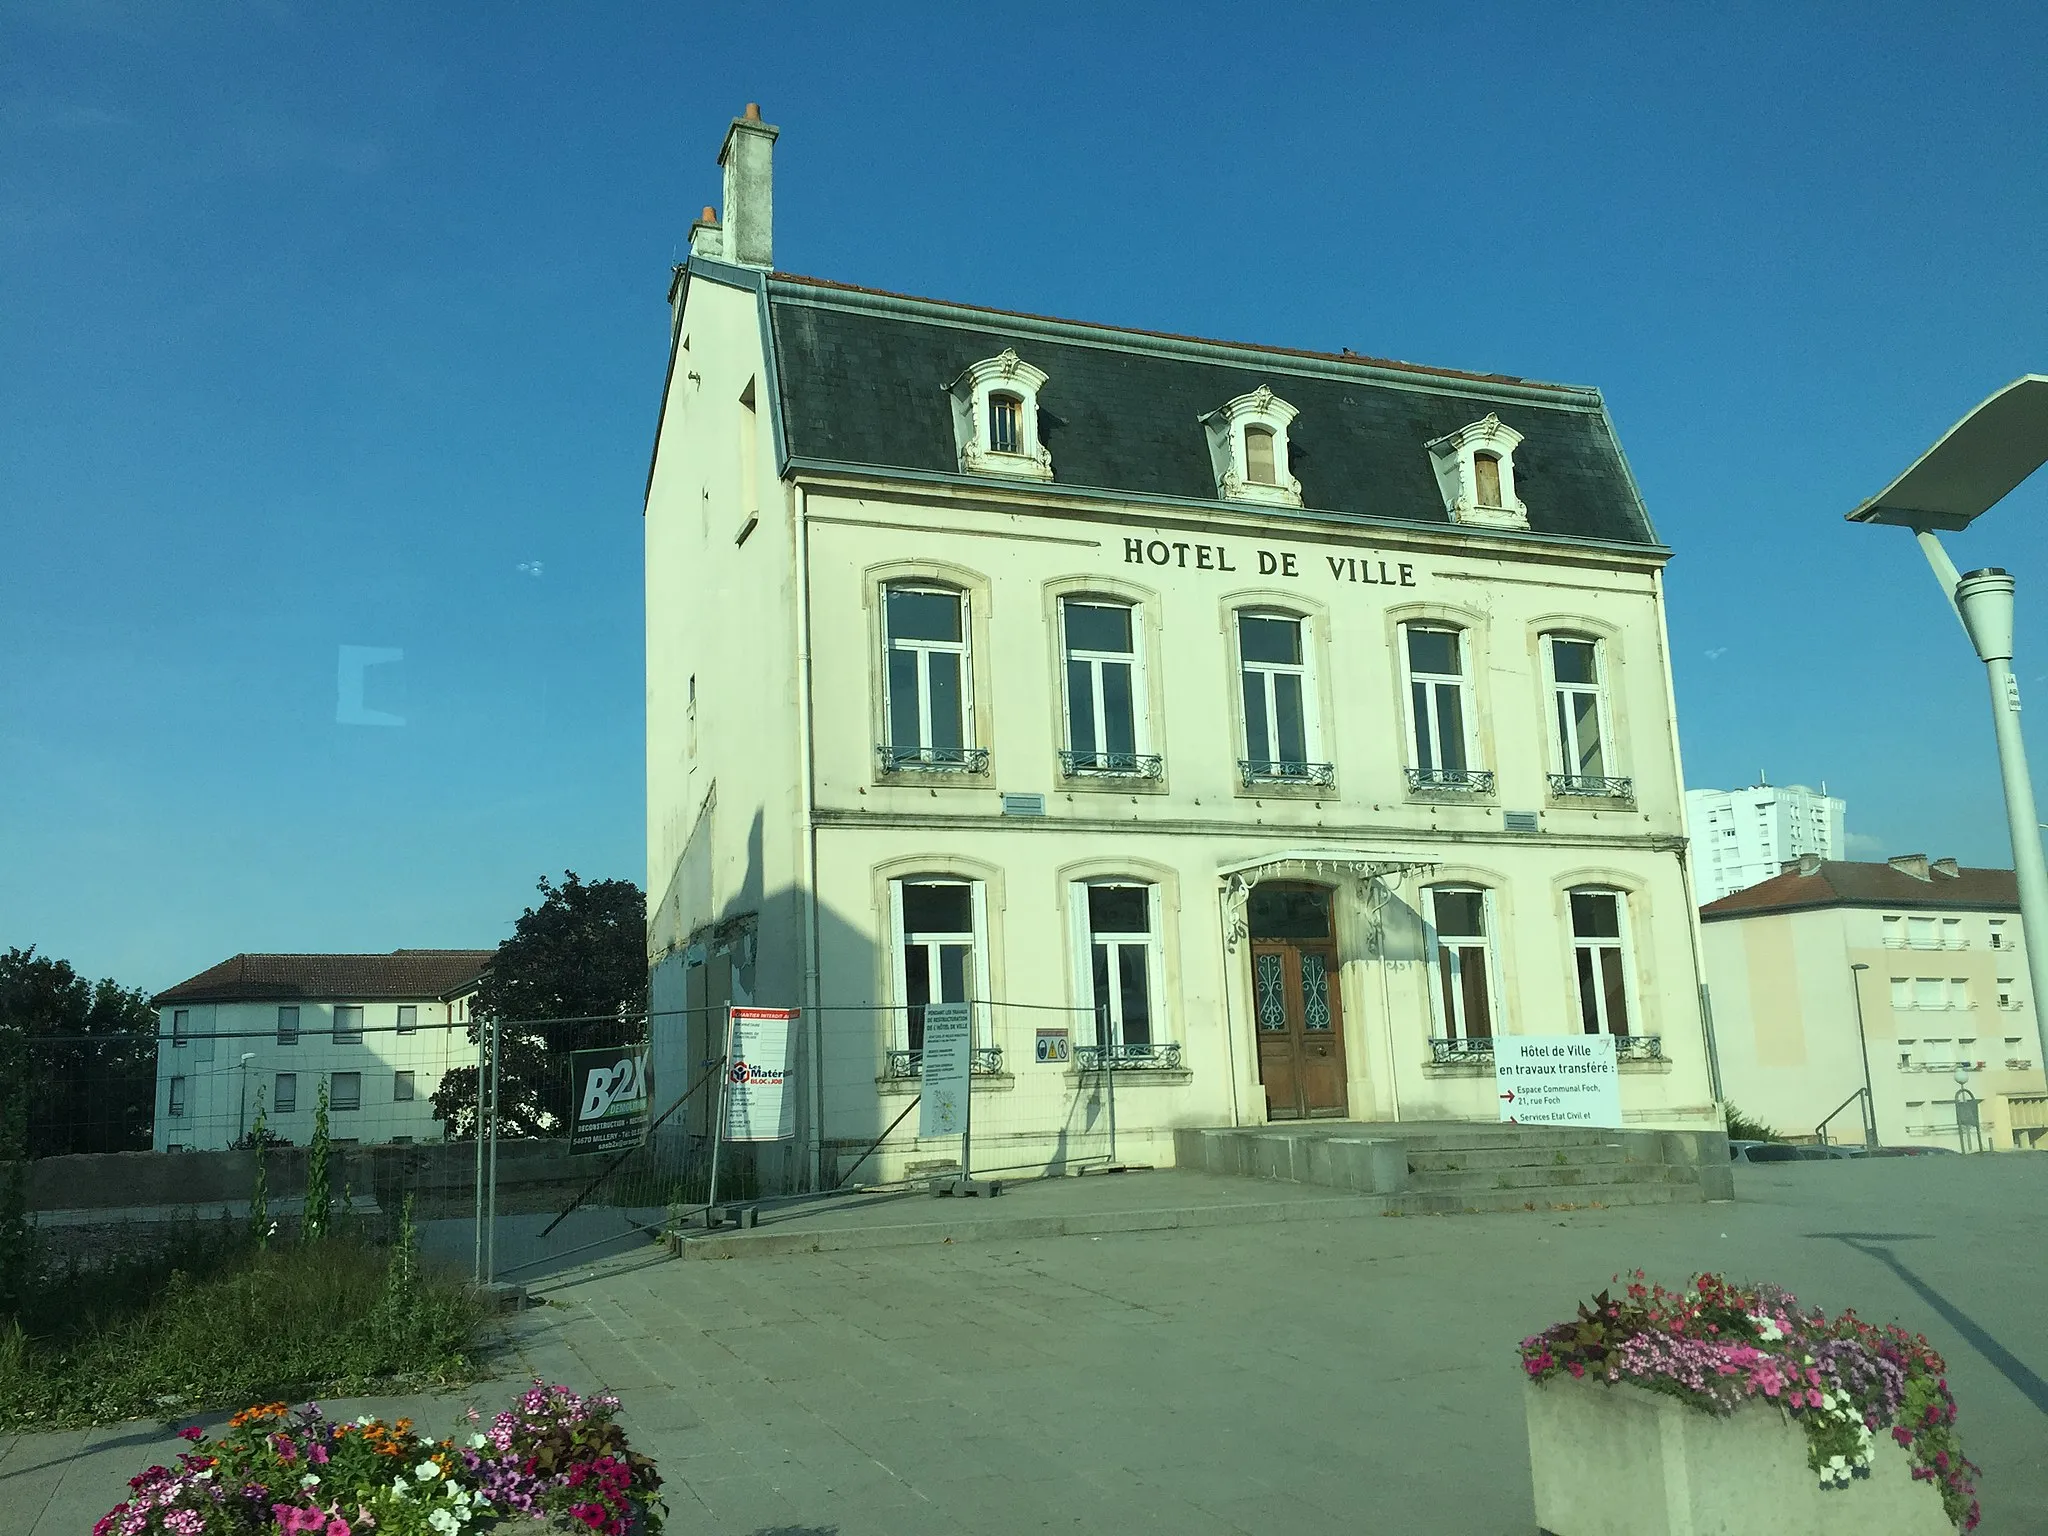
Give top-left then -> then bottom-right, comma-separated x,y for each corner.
0,1228 -> 487,1430
0,1031 -> 31,1317
247,1093 -> 270,1249
0,947 -> 157,1157
1724,1103 -> 1788,1142
303,1078 -> 332,1242
432,871 -> 648,1139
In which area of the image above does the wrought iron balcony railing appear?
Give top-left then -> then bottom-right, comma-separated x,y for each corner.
1059,750 -> 1164,778
1074,1041 -> 1185,1072
877,745 -> 990,775
1430,1034 -> 1664,1065
1406,767 -> 1495,795
1549,773 -> 1635,801
883,1046 -> 1005,1080
1429,1036 -> 1495,1065
1239,759 -> 1336,788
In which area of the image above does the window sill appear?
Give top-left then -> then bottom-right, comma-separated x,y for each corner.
1546,774 -> 1635,805
1406,768 -> 1496,798
1235,761 -> 1336,801
1063,1067 -> 1192,1088
875,746 -> 992,786
877,1073 -> 1014,1095
1058,752 -> 1168,794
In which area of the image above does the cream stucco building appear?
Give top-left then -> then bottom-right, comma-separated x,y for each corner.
645,107 -> 1721,1188
1703,855 -> 2048,1150
152,950 -> 490,1151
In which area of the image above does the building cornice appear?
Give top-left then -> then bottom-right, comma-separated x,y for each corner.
785,458 -> 1673,566
810,808 -> 1684,851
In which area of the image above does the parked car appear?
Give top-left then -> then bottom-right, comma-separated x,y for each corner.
1862,1144 -> 1962,1157
1729,1141 -> 1806,1163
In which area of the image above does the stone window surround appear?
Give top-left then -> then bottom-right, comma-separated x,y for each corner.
1426,413 -> 1528,529
949,349 -> 1054,481
1201,386 -> 1304,508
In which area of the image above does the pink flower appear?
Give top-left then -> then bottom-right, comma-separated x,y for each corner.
176,1427 -> 204,1443
309,1445 -> 329,1465
325,1517 -> 352,1536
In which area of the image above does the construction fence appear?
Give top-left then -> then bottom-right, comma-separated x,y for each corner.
2,994 -> 1164,1289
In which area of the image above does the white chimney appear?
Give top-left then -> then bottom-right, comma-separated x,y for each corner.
718,103 -> 778,269
688,205 -> 723,260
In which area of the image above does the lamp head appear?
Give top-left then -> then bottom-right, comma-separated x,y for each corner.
1847,375 -> 2048,529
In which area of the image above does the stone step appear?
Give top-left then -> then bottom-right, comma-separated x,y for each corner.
1406,1143 -> 1635,1173
1403,1161 -> 1694,1195
1384,1181 -> 1707,1217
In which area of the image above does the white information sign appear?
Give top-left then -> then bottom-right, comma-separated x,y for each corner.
723,1007 -> 798,1142
918,1003 -> 973,1138
1494,1035 -> 1622,1127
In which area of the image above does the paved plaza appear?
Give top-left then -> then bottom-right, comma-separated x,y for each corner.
7,1157 -> 2047,1535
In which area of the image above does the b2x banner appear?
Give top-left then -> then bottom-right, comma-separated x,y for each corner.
567,1046 -> 651,1156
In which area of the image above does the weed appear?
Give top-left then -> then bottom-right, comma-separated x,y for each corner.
0,1221 -> 486,1429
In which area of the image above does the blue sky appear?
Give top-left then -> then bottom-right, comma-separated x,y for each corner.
4,2 -> 2045,991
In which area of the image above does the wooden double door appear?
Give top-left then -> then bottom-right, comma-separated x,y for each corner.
1248,885 -> 1348,1119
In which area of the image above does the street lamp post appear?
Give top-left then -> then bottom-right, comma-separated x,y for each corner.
237,1052 -> 256,1144
1848,375 -> 2048,1080
1848,963 -> 1877,1147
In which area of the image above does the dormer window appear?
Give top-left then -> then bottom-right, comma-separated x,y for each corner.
1202,386 -> 1302,508
950,350 -> 1053,480
1426,413 -> 1528,529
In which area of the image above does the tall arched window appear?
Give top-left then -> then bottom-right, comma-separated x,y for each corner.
1427,886 -> 1497,1043
1569,888 -> 1634,1038
1060,598 -> 1153,775
890,877 -> 986,1056
1236,611 -> 1328,784
881,584 -> 975,770
1402,623 -> 1485,791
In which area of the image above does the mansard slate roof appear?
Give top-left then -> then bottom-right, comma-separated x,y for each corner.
154,950 -> 495,1006
1700,862 -> 2020,920
762,272 -> 1660,549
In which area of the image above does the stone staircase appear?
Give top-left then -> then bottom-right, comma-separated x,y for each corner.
1172,1120 -> 1733,1214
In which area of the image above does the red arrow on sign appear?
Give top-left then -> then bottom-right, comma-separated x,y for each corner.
1499,1089 -> 1515,1103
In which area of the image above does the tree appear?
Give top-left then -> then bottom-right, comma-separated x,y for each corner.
0,947 -> 158,1157
432,872 -> 646,1140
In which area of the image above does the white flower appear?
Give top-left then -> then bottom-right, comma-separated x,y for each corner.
1749,1314 -> 1785,1342
300,1474 -> 321,1489
415,1460 -> 442,1482
428,1510 -> 459,1534
468,1433 -> 489,1449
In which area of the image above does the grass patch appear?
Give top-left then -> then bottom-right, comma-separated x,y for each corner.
0,1218 -> 490,1430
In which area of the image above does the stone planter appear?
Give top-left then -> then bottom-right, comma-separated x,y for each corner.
1525,1376 -> 1954,1536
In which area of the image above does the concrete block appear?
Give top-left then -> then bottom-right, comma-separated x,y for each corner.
1661,1128 -> 1731,1170
1693,1160 -> 1737,1202
1524,1376 -> 1949,1536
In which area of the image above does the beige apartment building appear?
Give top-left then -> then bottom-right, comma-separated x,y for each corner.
153,951 -> 489,1151
644,107 -> 1721,1187
1703,855 -> 2048,1150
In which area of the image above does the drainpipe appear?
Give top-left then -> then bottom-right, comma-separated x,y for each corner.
1371,874 -> 1405,1125
1215,885 -> 1243,1128
1652,565 -> 1722,1115
794,481 -> 824,1188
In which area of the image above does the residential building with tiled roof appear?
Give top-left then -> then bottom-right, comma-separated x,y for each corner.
646,106 -> 1721,1189
1701,854 -> 2046,1151
152,949 -> 493,1153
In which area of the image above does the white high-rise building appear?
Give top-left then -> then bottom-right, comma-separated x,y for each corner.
1686,780 -> 1846,904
